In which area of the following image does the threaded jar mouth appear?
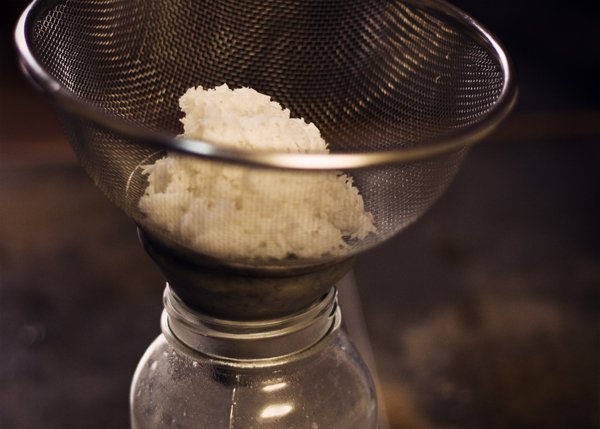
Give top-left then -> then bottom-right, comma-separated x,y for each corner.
162,286 -> 340,361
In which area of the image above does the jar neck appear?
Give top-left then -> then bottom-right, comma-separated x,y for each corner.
162,285 -> 340,361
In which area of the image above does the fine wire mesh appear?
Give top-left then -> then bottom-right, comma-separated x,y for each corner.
26,0 -> 505,267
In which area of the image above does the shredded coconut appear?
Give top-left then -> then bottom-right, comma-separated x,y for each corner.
139,84 -> 375,260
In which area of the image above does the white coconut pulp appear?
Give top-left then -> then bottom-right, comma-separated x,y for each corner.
139,84 -> 375,260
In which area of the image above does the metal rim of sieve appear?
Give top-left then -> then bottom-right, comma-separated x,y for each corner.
15,0 -> 517,171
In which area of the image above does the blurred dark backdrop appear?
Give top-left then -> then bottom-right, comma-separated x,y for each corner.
453,0 -> 600,111
1,1 -> 599,429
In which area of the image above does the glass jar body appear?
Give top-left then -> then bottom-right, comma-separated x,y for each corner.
130,329 -> 378,429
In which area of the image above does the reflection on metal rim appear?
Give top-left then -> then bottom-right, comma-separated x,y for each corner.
14,0 -> 517,171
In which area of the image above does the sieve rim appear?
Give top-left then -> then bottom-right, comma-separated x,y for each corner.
14,0 -> 517,170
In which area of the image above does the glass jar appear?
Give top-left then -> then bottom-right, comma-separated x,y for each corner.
130,287 -> 378,428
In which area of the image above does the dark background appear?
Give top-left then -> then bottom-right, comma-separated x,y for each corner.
1,1 -> 599,429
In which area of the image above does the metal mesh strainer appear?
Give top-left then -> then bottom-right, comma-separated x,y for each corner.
16,0 -> 515,316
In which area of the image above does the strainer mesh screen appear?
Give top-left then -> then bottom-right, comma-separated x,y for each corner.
27,0 -> 506,266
